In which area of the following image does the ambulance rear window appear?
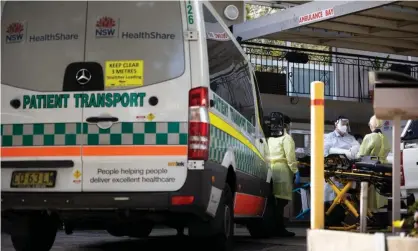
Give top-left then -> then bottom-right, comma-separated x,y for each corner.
1,1 -> 185,92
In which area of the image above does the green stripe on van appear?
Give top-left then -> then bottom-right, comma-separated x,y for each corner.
209,126 -> 268,180
1,123 -> 267,180
1,122 -> 188,147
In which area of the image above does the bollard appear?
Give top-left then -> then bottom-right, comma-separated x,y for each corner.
310,81 -> 325,229
392,115 -> 402,232
360,182 -> 368,233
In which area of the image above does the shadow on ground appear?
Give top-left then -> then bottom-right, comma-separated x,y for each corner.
75,236 -> 277,251
1,233 -> 279,251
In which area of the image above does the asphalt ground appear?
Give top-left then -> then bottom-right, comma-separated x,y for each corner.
1,227 -> 307,251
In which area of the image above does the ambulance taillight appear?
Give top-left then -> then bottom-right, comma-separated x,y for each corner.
188,87 -> 210,160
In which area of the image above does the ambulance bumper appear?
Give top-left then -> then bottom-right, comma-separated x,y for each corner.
1,162 -> 228,217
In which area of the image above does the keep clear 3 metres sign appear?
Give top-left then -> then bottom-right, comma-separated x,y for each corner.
105,60 -> 144,88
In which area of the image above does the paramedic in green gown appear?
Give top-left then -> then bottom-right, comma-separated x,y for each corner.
357,115 -> 391,211
268,114 -> 299,237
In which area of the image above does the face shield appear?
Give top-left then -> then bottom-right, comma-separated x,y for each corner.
284,122 -> 292,131
283,115 -> 291,132
269,112 -> 284,137
336,118 -> 351,134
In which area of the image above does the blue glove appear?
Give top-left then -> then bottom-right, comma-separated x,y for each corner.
295,171 -> 301,185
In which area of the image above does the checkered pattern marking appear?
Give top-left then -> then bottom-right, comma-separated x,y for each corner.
209,125 -> 268,180
1,122 -> 188,146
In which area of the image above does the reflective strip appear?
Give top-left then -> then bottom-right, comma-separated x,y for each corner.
1,145 -> 187,157
234,193 -> 266,216
311,99 -> 324,106
1,122 -> 188,147
209,112 -> 264,161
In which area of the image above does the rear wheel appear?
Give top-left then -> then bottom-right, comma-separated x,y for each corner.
128,222 -> 154,238
247,190 -> 277,238
211,183 -> 234,251
11,214 -> 58,251
107,221 -> 154,238
188,183 -> 234,251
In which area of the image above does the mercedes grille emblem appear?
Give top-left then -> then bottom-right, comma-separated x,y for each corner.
76,69 -> 92,85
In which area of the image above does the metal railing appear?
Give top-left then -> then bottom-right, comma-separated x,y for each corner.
242,42 -> 418,102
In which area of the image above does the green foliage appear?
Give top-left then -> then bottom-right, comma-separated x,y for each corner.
245,4 -> 278,20
245,5 -> 252,21
245,4 -> 286,48
370,55 -> 390,70
405,201 -> 418,231
408,201 -> 418,214
290,42 -> 330,52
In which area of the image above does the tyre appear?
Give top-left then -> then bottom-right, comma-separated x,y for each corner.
210,183 -> 234,251
128,222 -> 154,238
247,192 -> 277,238
108,222 -> 153,238
11,214 -> 58,251
188,183 -> 234,251
107,228 -> 126,237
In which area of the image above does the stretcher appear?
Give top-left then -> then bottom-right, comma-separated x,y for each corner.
297,154 -> 392,230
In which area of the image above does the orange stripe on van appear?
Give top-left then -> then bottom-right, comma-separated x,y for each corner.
82,146 -> 187,156
234,193 -> 266,216
1,147 -> 81,157
1,146 -> 187,157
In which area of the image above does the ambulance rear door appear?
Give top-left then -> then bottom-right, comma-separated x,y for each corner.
80,1 -> 191,192
1,2 -> 86,192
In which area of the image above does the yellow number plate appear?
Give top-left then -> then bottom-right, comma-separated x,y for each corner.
10,171 -> 57,188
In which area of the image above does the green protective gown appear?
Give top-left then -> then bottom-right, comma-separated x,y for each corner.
357,132 -> 391,210
268,133 -> 299,201
357,132 -> 391,163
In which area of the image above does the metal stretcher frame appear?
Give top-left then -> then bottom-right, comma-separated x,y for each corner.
293,183 -> 311,219
324,170 -> 392,231
297,153 -> 392,230
325,178 -> 375,231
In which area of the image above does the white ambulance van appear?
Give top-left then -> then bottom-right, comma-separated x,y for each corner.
1,1 -> 276,250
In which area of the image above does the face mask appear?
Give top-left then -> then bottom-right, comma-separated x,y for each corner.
337,125 -> 347,134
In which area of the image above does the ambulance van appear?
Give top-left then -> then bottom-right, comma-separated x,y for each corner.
1,1 -> 276,250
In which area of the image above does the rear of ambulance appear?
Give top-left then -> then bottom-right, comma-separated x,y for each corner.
1,1 -> 212,221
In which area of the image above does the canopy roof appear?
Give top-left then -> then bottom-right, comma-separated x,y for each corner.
236,1 -> 418,57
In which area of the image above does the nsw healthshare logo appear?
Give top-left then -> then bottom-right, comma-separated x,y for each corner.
95,16 -> 117,38
5,22 -> 25,44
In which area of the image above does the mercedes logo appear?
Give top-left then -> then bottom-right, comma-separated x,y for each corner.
76,69 -> 92,85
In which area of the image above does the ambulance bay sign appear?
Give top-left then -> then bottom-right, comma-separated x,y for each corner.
299,8 -> 334,25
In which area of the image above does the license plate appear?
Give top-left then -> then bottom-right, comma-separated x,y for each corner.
10,171 -> 57,188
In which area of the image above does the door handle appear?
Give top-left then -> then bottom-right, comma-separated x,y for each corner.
86,116 -> 119,123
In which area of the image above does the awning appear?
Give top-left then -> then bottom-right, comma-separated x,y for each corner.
234,1 -> 418,57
